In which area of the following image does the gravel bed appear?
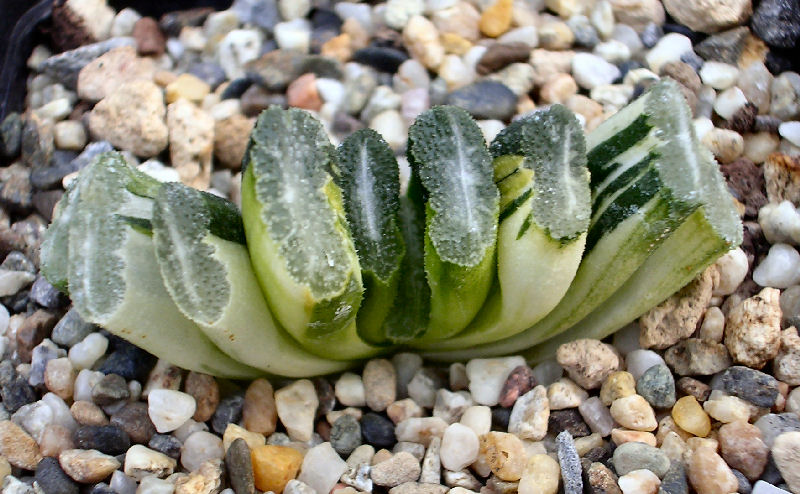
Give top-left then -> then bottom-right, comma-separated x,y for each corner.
1,0 -> 800,493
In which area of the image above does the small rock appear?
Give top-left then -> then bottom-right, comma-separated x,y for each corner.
548,377 -> 589,410
371,451 -> 421,487
440,423 -> 479,471
390,483 -> 449,494
111,402 -> 156,444
476,43 -> 531,75
556,339 -> 619,390
609,395 -> 657,431
184,372 -> 219,423
35,456 -> 79,494
298,442 -> 348,494
578,397 -> 615,437
764,153 -> 800,205
645,33 -> 693,73
276,379 -> 318,442
664,338 -> 733,376
241,378 -> 276,436
672,396 -> 711,437
433,389 -> 472,424
639,268 -> 714,349
419,436 -> 441,484
77,46 -> 156,102
600,371 -> 636,406
751,0 -> 800,48
718,421 -> 768,481
479,0 -> 513,37
91,373 -> 130,406
123,444 -> 176,480
619,469 -> 661,494
702,127 -> 745,163
165,74 -> 210,104
636,365 -> 676,408
251,444 -> 303,493
508,385 -> 549,440
687,445 -> 740,494
710,365 -> 780,407
755,413 -> 800,448
445,81 -> 518,121
703,391 -> 755,423
167,99 -> 214,189
556,431 -> 582,494
480,432 -> 527,481
59,449 -> 120,483
625,350 -> 668,381
224,438 -> 255,494
403,15 -> 444,70
0,420 -> 41,470
331,415 -> 362,456
662,0 -> 751,34
362,413 -> 397,448
548,408 -> 591,437
148,434 -> 182,459
88,81 -> 168,158
724,287 -> 782,368
585,461 -> 621,494
363,359 -> 397,412
572,53 -> 621,90
613,442 -> 670,477
148,389 -> 196,434
181,430 -> 223,472
73,425 -> 130,456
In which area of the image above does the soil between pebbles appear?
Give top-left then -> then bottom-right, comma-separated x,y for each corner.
1,0 -> 800,493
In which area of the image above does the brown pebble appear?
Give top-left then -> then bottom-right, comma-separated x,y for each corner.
314,377 -> 337,418
39,423 -> 75,457
723,102 -> 757,134
59,449 -> 121,483
133,17 -> 166,56
718,420 -> 768,481
363,359 -> 397,412
16,310 -> 57,363
71,401 -> 109,426
498,365 -> 535,408
676,377 -> 711,402
0,420 -> 42,470
45,357 -> 76,401
720,158 -> 767,220
557,339 -> 620,389
185,372 -> 220,422
243,378 -> 278,436
660,61 -> 702,94
479,432 -> 526,481
111,402 -> 157,444
286,73 -> 322,111
687,445 -> 738,494
476,43 -> 531,75
587,461 -> 622,494
214,115 -> 254,170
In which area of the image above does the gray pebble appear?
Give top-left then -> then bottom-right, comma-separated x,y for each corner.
710,366 -> 780,408
754,413 -> 800,448
225,438 -> 256,494
636,364 -> 676,408
732,468 -> 752,494
51,309 -> 96,348
212,394 -> 245,434
658,461 -> 688,494
556,431 -> 583,494
613,442 -> 670,478
446,81 -> 518,121
38,37 -> 136,88
331,414 -> 362,456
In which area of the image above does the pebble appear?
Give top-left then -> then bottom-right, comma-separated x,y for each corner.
123,444 -> 176,480
672,395 -> 712,437
166,99 -> 214,190
403,16 -> 444,70
711,365 -> 780,407
35,456 -> 79,494
549,408 -> 591,437
432,389 -> 472,424
53,121 -> 87,151
222,423 -> 265,451
0,420 -> 42,470
59,448 -> 120,483
165,74 -> 210,104
618,469 -> 661,494
753,481 -> 791,494
298,442 -> 348,494
755,413 -> 800,448
88,81 -> 168,157
497,365 -> 535,408
751,0 -> 800,49
702,391 -> 755,423
645,33 -> 693,73
635,364 -> 676,409
371,451 -> 421,487
331,415 -> 362,455
92,373 -> 130,406
148,390 -> 196,433
274,19 -> 312,53
148,433 -> 182,459
780,122 -> 800,147
439,423 -> 479,471
251,444 -> 303,493
663,0 -> 751,34
699,62 -> 740,90
600,371 -> 636,405
362,412 -> 397,448
688,445 -> 740,494
418,436 -> 441,484
508,385 -> 549,440
77,47 -> 156,102
718,421 -> 768,481
578,397 -> 615,437
480,432 -> 527,481
181,430 -> 224,472
556,431 -> 582,494
572,53 -> 621,90
445,81 -> 518,121
181,373 -> 218,424
73,425 -> 130,456
548,377 -> 589,409
625,350 -> 667,380
664,338 -> 733,376
276,379 -> 318,442
612,441 -> 670,477
336,372 -> 367,408
518,454 -> 560,494
725,287 -> 782,368
609,395 -> 657,431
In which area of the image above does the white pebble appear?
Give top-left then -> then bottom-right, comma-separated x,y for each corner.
54,121 -> 87,151
594,40 -> 631,64
110,8 -> 141,37
497,26 -> 539,47
136,475 -> 175,493
624,349 -> 665,380
336,372 -> 367,407
173,419 -> 209,443
274,19 -> 312,53
509,385 -> 549,440
753,244 -> 800,289
699,62 -> 740,90
713,247 -> 749,295
752,480 -> 791,494
644,33 -> 692,73
279,0 -> 311,20
298,442 -> 348,494
217,29 -> 262,80
370,110 -> 407,150
0,304 -> 9,336
73,369 -> 104,402
180,430 -> 223,472
440,423 -> 479,471
571,53 -> 621,90
67,332 -> 108,370
33,98 -> 72,121
148,389 -> 197,433
618,469 -> 661,494
316,78 -> 346,109
209,99 -> 242,121
780,121 -> 800,147
714,86 -> 748,120
759,201 -> 800,245
383,0 -> 424,30
693,117 -> 715,141
466,356 -> 526,406
334,3 -> 373,32
578,397 -> 615,437
460,405 -> 491,436
477,120 -> 505,143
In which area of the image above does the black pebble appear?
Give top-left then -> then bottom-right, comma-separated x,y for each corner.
0,375 -> 37,413
663,23 -> 706,43
149,433 -> 183,459
221,77 -> 254,100
74,425 -> 131,456
352,47 -> 409,73
549,409 -> 591,437
212,394 -> 245,434
710,366 -> 779,408
361,412 -> 395,449
226,437 -> 256,494
35,457 -> 79,494
491,407 -> 511,431
751,0 -> 800,49
98,336 -> 156,381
